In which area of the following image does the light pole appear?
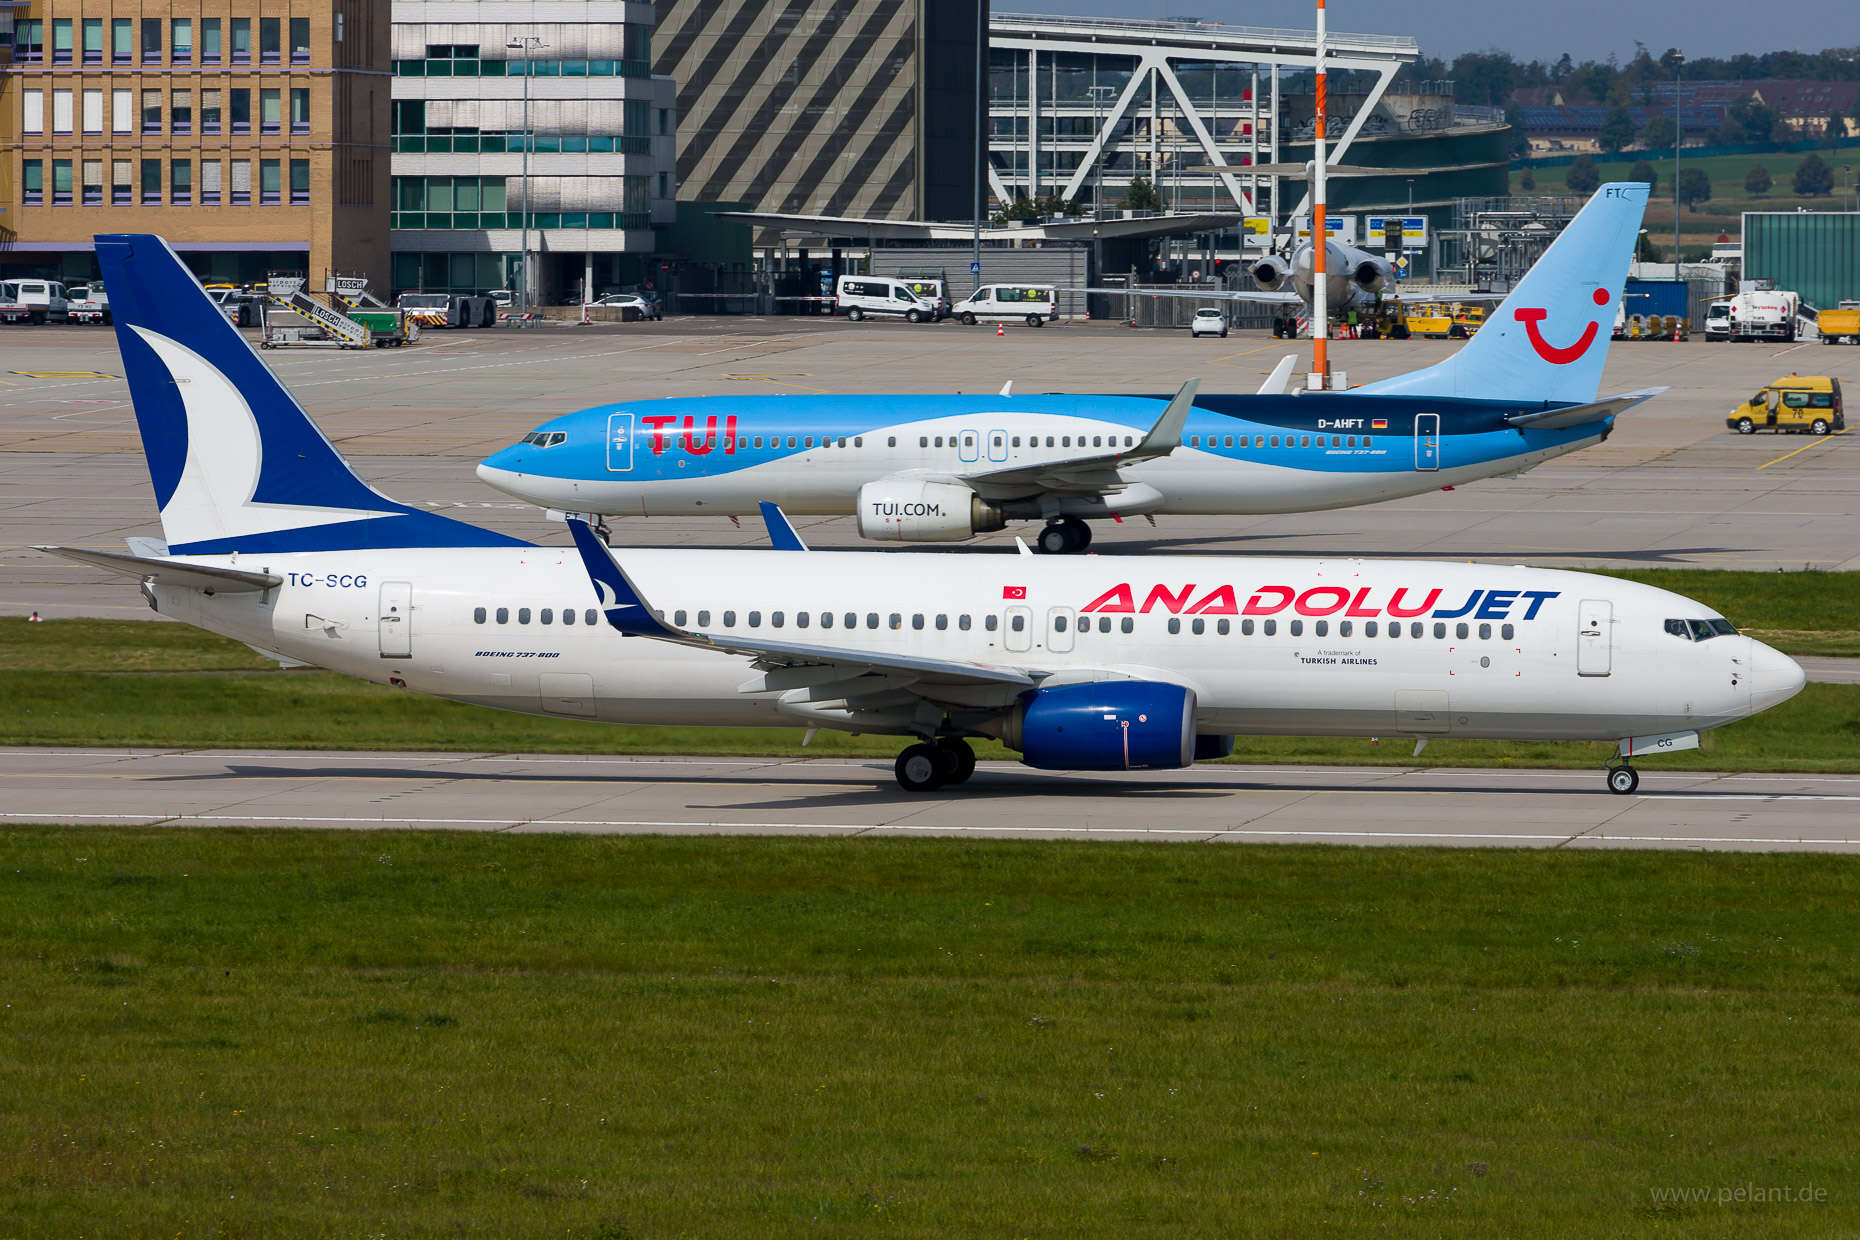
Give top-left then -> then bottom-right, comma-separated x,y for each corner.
971,0 -> 984,293
1671,51 -> 1683,272
507,35 -> 547,313
1087,83 -> 1116,284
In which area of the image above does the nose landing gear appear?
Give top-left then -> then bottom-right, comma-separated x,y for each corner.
1605,761 -> 1640,795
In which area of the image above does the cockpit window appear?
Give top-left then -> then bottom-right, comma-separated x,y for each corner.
520,431 -> 567,447
1665,618 -> 1738,641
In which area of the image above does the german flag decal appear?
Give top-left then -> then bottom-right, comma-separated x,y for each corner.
1371,418 -> 1388,429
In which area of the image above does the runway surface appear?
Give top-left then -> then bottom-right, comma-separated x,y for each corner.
3,320 -> 1857,618
8,748 -> 1860,851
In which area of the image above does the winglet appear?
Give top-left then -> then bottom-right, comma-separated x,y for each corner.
999,380 -> 1013,398
758,501 -> 808,551
565,518 -> 682,638
1257,355 -> 1299,395
1129,379 -> 1201,459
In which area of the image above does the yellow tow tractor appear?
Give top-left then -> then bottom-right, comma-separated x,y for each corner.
1727,375 -> 1845,435
1403,301 -> 1486,340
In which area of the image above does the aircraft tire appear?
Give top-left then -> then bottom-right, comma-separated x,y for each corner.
1064,517 -> 1092,552
1607,765 -> 1640,795
936,738 -> 976,784
1036,522 -> 1073,555
895,744 -> 946,792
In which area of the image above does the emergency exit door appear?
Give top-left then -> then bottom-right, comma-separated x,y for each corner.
1414,412 -> 1440,470
378,582 -> 412,658
606,412 -> 635,471
1577,599 -> 1612,676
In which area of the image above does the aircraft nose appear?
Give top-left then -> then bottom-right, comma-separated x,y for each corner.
475,457 -> 522,492
1746,639 -> 1807,714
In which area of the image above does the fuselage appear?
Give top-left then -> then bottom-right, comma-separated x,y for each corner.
161,546 -> 1799,745
476,392 -> 1610,521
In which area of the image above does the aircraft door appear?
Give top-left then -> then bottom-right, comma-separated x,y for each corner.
1004,605 -> 1032,652
606,412 -> 635,472
1414,412 -> 1440,471
1047,607 -> 1076,653
988,429 -> 1009,462
958,430 -> 980,463
1577,599 -> 1612,676
378,581 -> 412,658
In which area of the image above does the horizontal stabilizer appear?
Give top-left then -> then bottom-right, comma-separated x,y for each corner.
1506,387 -> 1666,430
36,545 -> 280,593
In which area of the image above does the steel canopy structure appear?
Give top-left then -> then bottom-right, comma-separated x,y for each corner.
987,12 -> 1418,222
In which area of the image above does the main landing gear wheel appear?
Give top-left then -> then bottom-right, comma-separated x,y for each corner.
1606,764 -> 1640,795
895,743 -> 946,792
1036,517 -> 1093,555
936,738 -> 976,785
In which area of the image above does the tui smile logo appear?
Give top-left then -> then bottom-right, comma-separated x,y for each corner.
1513,288 -> 1609,364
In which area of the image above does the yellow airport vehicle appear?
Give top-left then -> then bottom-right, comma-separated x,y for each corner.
1726,375 -> 1845,435
1403,301 -> 1485,339
1818,306 -> 1860,345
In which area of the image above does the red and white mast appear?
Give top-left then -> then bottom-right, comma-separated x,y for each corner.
1311,0 -> 1330,387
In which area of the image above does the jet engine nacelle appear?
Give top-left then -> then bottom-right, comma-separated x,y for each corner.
1002,681 -> 1197,771
1352,257 -> 1392,296
855,479 -> 1005,542
1251,255 -> 1293,292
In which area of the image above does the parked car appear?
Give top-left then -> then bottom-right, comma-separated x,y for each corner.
589,293 -> 663,321
1190,307 -> 1228,338
835,275 -> 935,323
487,290 -> 514,310
898,278 -> 952,320
950,283 -> 1056,327
205,286 -> 263,328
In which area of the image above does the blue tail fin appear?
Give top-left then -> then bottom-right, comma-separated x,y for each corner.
1357,183 -> 1650,404
95,234 -> 525,554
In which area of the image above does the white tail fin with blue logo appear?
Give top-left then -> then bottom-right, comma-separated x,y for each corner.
95,234 -> 524,555
1357,183 -> 1650,405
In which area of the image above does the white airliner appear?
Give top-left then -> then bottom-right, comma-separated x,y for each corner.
42,233 -> 1804,794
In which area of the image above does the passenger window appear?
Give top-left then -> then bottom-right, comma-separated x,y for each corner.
1224,436 -> 1233,448
986,615 -> 999,632
538,608 -> 552,625
585,609 -> 597,625
1012,436 -> 1021,447
1363,436 -> 1373,448
1121,617 -> 1133,634
1124,436 -> 1133,447
772,611 -> 784,628
518,608 -> 531,624
1168,617 -> 1182,634
1411,622 -> 1424,638
889,613 -> 902,630
564,608 -> 576,626
1010,614 -> 1025,632
1456,622 -> 1468,639
1365,621 -> 1377,637
1314,620 -> 1328,637
818,612 -> 830,629
1479,623 -> 1490,639
1301,436 -> 1310,448
1241,618 -> 1255,635
698,610 -> 710,627
959,614 -> 971,630
935,614 -> 947,630
672,610 -> 684,627
1339,620 -> 1351,637
867,613 -> 879,628
1433,622 -> 1447,639
1217,618 -> 1230,635
1388,622 -> 1400,639
1271,436 -> 1280,447
474,607 -> 486,624
1502,623 -> 1515,640
1046,436 -> 1055,447
919,437 -> 928,447
1054,615 -> 1067,632
1191,436 -> 1201,447
1191,618 -> 1205,635
1290,620 -> 1303,637
786,436 -> 797,448
853,437 -> 862,447
804,437 -> 814,448
1062,436 -> 1071,447
754,436 -> 764,448
912,614 -> 925,630
1098,616 -> 1111,633
796,611 -> 809,628
1264,619 -> 1277,636
1092,436 -> 1102,447
1348,436 -> 1357,447
748,611 -> 761,627
496,607 -> 509,624
888,436 -> 896,447
844,612 -> 856,629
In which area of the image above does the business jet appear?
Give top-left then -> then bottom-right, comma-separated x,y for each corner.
40,230 -> 1802,796
477,184 -> 1659,555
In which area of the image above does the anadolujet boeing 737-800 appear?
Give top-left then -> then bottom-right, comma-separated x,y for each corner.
477,183 -> 1660,555
42,231 -> 1803,793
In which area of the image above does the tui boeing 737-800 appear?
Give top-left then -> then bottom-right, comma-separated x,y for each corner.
40,228 -> 1803,794
476,183 -> 1659,555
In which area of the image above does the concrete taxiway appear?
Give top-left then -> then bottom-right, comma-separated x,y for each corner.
2,319 -> 1857,620
7,748 -> 1860,852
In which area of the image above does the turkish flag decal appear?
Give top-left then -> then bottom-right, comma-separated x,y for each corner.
1002,586 -> 1027,600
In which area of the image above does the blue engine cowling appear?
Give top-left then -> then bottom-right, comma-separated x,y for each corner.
1009,681 -> 1197,771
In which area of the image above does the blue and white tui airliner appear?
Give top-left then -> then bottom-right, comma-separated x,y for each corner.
43,228 -> 1803,795
478,184 -> 1661,555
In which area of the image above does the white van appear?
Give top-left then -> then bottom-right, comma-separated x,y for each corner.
835,275 -> 934,323
6,280 -> 69,324
952,284 -> 1056,327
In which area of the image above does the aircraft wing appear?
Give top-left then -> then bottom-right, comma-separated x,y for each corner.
1059,286 -> 1302,305
565,519 -> 1034,692
35,545 -> 281,593
957,380 -> 1199,496
1505,387 -> 1666,430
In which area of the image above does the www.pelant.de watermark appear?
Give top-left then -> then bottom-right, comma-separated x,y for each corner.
1651,1183 -> 1828,1206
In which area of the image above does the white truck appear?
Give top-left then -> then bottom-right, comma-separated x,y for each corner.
0,279 -> 70,324
1705,284 -> 1811,344
66,283 -> 111,325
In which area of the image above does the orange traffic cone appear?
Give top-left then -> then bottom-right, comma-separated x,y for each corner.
997,322 -> 1005,337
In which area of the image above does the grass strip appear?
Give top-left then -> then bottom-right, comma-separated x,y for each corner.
1,671 -> 1857,771
3,829 -> 1859,1237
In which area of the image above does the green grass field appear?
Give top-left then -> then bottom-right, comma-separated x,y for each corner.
1,586 -> 1856,768
1514,147 -> 1858,254
4,829 -> 1859,1237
